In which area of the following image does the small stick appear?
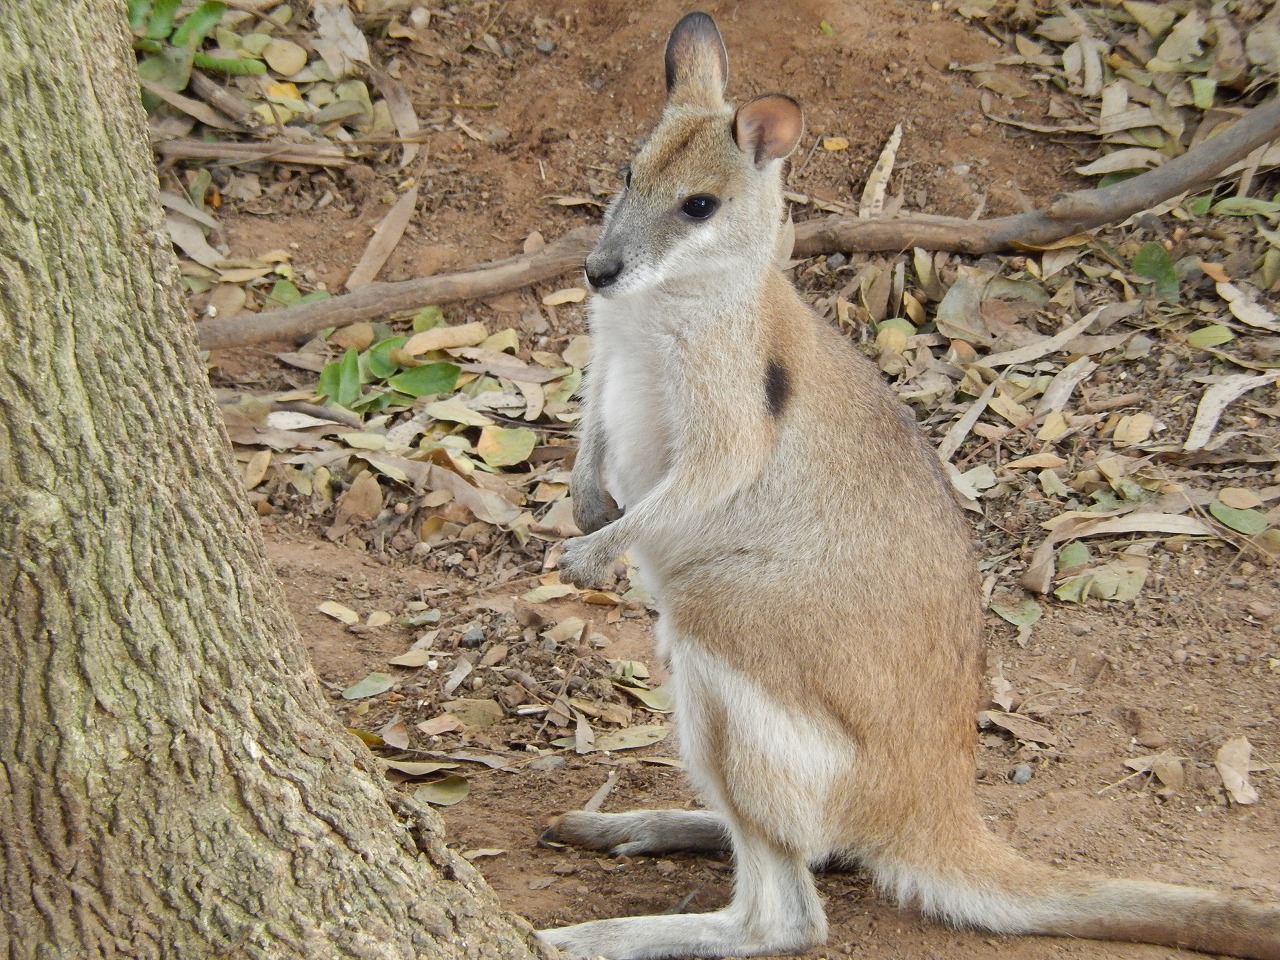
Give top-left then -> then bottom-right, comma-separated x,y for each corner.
582,769 -> 621,813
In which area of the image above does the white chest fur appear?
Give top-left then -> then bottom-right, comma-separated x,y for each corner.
588,294 -> 681,511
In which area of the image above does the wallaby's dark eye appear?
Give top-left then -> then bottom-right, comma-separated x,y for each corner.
681,194 -> 720,220
622,165 -> 632,188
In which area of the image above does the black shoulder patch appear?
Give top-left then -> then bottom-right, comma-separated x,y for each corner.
765,360 -> 790,418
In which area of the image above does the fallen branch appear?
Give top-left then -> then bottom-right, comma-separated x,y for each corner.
197,227 -> 599,348
197,97 -> 1280,349
157,137 -> 353,168
793,95 -> 1280,256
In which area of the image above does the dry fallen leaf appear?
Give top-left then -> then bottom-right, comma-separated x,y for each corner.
542,287 -> 587,306
1185,373 -> 1280,451
318,600 -> 359,625
1215,736 -> 1260,805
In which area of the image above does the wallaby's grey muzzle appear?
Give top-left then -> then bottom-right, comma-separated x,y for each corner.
584,252 -> 623,291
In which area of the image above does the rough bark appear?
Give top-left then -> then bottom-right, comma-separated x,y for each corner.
0,5 -> 551,960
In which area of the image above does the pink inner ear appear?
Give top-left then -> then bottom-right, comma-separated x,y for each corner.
734,95 -> 804,166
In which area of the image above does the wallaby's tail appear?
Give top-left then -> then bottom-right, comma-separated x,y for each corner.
871,823 -> 1280,960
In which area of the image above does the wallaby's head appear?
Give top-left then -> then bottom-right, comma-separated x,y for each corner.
584,12 -> 804,298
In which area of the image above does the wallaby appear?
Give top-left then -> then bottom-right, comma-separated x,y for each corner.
542,11 -> 1280,960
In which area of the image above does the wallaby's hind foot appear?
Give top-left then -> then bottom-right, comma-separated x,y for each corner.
541,809 -> 730,857
540,827 -> 824,959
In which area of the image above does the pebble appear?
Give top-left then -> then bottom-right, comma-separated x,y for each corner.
1234,654 -> 1250,665
1071,621 -> 1093,636
1172,648 -> 1188,664
1227,577 -> 1247,589
527,755 -> 566,772
1247,601 -> 1276,621
536,38 -> 556,54
826,252 -> 848,270
460,626 -> 485,648
967,123 -> 983,136
1011,764 -> 1033,785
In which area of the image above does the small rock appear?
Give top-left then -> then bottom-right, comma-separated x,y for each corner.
1227,577 -> 1247,589
1247,601 -> 1276,621
1136,728 -> 1167,749
967,122 -> 983,136
1011,764 -> 1033,785
527,755 -> 566,772
1172,648 -> 1188,664
460,626 -> 485,648
1234,653 -> 1250,665
1071,621 -> 1093,636
536,37 -> 556,54
826,252 -> 848,270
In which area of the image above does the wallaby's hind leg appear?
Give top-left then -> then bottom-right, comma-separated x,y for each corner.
541,823 -> 825,960
541,809 -> 730,857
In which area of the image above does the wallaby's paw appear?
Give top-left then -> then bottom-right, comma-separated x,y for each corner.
557,534 -> 612,588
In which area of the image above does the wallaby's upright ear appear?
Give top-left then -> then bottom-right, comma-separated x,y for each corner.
733,95 -> 804,166
664,12 -> 728,107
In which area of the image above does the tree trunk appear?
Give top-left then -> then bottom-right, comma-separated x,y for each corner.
0,5 -> 551,959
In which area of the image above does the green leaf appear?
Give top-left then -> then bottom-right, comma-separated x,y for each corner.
127,0 -> 152,33
1189,76 -> 1216,110
1185,194 -> 1213,216
990,598 -> 1043,627
1211,196 -> 1280,217
145,0 -> 181,39
414,774 -> 470,806
1186,324 -> 1234,349
136,44 -> 195,92
366,336 -> 409,380
1209,499 -> 1269,535
388,361 -> 460,398
476,426 -> 537,467
1056,541 -> 1091,569
1132,242 -> 1179,301
819,20 -> 834,35
1053,574 -> 1093,604
172,0 -> 226,47
262,278 -> 302,309
192,52 -> 267,75
318,349 -> 363,408
341,671 -> 396,700
296,290 -> 331,306
412,305 -> 446,332
351,391 -> 395,415
618,683 -> 674,713
1098,170 -> 1142,188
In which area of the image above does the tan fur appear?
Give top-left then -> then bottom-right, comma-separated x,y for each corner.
542,12 -> 1280,960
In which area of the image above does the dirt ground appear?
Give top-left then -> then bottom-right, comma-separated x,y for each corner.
202,0 -> 1280,957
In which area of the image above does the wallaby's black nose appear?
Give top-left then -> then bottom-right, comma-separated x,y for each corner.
585,257 -> 623,290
